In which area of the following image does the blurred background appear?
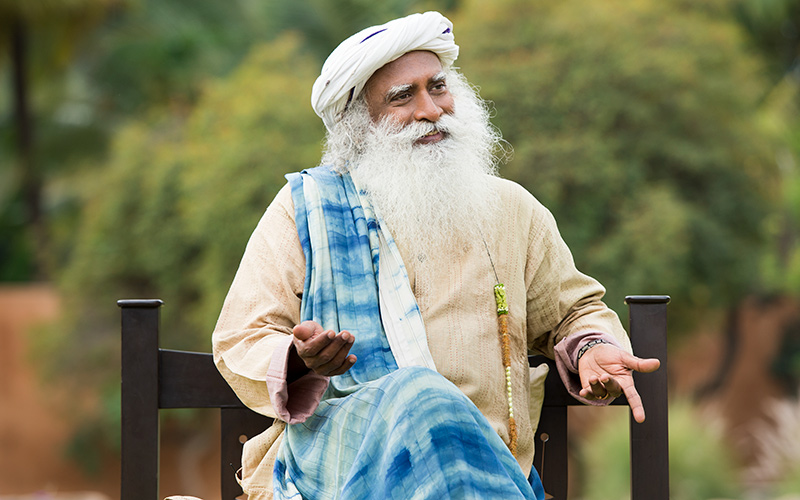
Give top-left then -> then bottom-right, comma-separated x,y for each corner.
1,0 -> 799,498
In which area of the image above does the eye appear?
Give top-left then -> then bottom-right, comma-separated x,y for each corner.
431,81 -> 447,93
388,89 -> 413,104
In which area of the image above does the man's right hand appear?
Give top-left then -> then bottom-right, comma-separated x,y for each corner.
290,320 -> 357,378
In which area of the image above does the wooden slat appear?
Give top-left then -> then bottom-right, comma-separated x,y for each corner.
119,300 -> 162,500
534,405 -> 569,500
121,296 -> 669,500
531,295 -> 669,500
158,350 -> 245,409
626,296 -> 670,500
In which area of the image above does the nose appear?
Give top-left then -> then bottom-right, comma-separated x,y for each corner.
413,91 -> 443,122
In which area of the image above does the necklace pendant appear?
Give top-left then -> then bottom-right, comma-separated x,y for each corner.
494,283 -> 509,315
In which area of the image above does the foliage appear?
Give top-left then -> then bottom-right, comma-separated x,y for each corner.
80,0 -> 276,116
0,0 -> 288,282
60,33 -> 321,346
579,401 -> 741,500
10,0 -> 795,476
0,0 -> 119,55
455,0 -> 777,320
1,0 -> 465,283
733,0 -> 800,82
266,0 -> 461,60
747,0 -> 800,297
0,0 -> 125,280
0,189 -> 35,280
33,35 -> 322,463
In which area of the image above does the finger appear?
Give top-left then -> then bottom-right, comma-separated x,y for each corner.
303,331 -> 352,370
578,374 -> 595,399
334,354 -> 358,376
590,378 -> 607,399
580,376 -> 608,400
292,321 -> 323,341
638,357 -> 661,373
295,329 -> 338,358
319,351 -> 358,377
622,383 -> 647,423
315,333 -> 356,375
598,375 -> 624,398
621,353 -> 661,374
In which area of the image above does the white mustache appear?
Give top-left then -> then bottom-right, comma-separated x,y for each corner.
374,115 -> 455,145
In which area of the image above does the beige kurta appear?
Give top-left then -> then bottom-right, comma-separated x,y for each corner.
212,174 -> 630,499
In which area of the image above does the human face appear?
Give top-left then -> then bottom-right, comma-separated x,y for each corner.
363,51 -> 455,145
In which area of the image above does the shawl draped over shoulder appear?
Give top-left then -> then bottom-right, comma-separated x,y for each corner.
273,166 -> 545,500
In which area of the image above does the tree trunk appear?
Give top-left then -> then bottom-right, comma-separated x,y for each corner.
10,16 -> 48,279
694,302 -> 740,400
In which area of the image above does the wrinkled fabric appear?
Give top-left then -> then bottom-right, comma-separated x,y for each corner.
311,11 -> 459,132
211,171 -> 632,499
275,367 -> 544,500
273,166 -> 544,499
265,335 -> 330,424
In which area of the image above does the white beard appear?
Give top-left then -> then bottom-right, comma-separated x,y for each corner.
323,71 -> 508,258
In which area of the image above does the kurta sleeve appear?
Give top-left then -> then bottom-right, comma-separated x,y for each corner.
523,195 -> 632,401
212,184 -> 326,419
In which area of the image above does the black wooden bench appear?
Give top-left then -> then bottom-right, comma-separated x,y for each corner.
119,295 -> 669,500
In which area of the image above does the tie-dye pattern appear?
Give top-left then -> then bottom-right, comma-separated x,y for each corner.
275,165 -> 544,500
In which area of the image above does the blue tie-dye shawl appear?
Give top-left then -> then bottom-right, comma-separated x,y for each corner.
274,165 -> 545,500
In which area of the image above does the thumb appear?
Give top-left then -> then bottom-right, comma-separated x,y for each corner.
292,320 -> 322,341
625,353 -> 661,374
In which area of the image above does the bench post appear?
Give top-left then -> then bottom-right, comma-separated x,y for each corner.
626,295 -> 670,500
119,299 -> 164,500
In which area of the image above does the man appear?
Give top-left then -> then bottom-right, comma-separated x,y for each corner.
212,11 -> 660,500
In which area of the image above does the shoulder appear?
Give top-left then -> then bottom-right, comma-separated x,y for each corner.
287,164 -> 340,184
272,182 -> 294,212
278,164 -> 341,211
487,175 -> 555,229
251,182 -> 295,237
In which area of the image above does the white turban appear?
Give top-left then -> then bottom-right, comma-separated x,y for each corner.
311,11 -> 459,132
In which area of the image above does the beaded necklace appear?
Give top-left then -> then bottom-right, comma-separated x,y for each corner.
482,238 -> 518,457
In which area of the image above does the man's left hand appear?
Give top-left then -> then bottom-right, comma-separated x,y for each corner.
577,344 -> 660,423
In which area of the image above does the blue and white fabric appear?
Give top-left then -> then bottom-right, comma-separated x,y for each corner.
274,165 -> 545,499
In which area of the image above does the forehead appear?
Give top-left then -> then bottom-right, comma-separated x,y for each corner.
364,51 -> 444,96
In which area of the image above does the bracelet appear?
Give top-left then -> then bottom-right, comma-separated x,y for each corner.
577,339 -> 612,361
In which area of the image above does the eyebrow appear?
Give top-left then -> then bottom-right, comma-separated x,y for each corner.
384,72 -> 448,103
385,83 -> 413,103
431,71 -> 447,85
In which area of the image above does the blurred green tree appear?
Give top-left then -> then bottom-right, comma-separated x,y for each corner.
454,0 -> 777,325
29,0 -> 787,474
0,0 -> 459,283
52,0 -> 470,356
82,0 -> 277,116
734,0 -> 800,400
0,0 -> 122,279
0,0 -> 286,282
36,34 -> 323,469
733,0 -> 800,82
59,32 -> 322,357
733,0 -> 800,295
268,0 -> 461,60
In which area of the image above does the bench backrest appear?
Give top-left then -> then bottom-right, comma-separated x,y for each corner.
119,295 -> 668,500
531,295 -> 670,499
